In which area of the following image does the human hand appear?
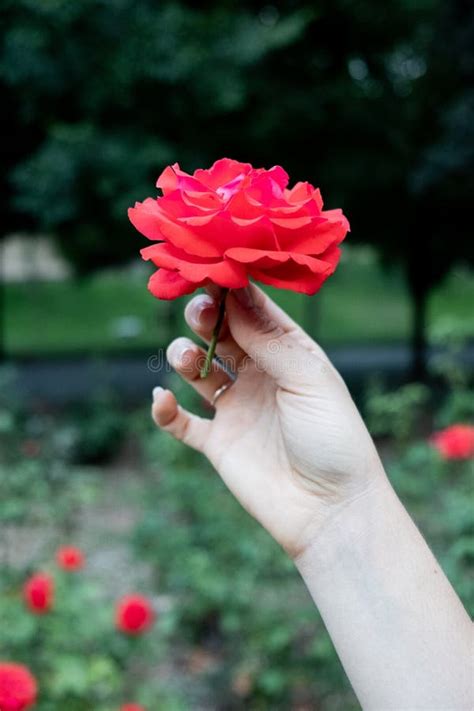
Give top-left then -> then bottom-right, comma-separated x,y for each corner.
152,284 -> 385,557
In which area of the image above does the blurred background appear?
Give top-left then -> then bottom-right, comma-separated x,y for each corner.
0,1 -> 473,709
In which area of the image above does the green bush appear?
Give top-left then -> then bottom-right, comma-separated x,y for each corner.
1,364 -> 472,710
0,371 -> 183,710
0,558 -> 179,710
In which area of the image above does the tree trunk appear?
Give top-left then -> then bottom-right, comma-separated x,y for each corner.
409,283 -> 428,382
304,294 -> 319,340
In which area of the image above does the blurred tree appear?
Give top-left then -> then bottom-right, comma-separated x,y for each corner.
1,0 -> 473,374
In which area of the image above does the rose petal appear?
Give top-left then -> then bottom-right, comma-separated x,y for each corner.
284,181 -> 314,203
225,247 -> 335,275
249,263 -> 331,294
194,158 -> 253,190
181,190 -> 222,211
130,200 -> 223,257
312,188 -> 324,211
269,215 -> 314,229
156,163 -> 209,195
227,190 -> 266,220
247,173 -> 286,204
128,199 -> 164,240
266,165 -> 290,190
177,214 -> 217,226
247,246 -> 340,295
158,191 -> 218,219
148,269 -> 202,299
142,243 -> 248,288
187,213 -> 278,253
278,212 -> 349,254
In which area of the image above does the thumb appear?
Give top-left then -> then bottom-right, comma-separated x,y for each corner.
226,284 -> 325,383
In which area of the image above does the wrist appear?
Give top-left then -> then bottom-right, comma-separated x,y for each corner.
292,467 -> 394,565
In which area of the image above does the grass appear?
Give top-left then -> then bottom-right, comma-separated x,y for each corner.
4,247 -> 474,356
4,269 -> 171,356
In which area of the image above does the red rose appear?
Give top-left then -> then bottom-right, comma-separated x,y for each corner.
56,546 -> 85,571
431,424 -> 474,460
121,704 -> 146,711
115,594 -> 155,635
129,158 -> 349,299
23,573 -> 54,614
0,662 -> 38,711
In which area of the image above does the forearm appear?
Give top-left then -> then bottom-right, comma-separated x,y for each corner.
296,475 -> 473,710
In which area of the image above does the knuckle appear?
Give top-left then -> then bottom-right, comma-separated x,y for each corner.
178,413 -> 192,444
256,313 -> 284,339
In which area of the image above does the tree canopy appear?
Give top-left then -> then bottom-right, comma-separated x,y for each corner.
2,0 -> 473,367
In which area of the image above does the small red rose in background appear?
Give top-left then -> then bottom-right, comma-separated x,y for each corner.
431,424 -> 474,460
23,573 -> 54,614
56,545 -> 85,571
120,704 -> 146,711
115,594 -> 155,635
0,662 -> 38,711
129,158 -> 349,375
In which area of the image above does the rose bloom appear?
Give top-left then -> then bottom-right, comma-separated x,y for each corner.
129,158 -> 349,299
431,424 -> 474,460
56,545 -> 85,571
0,662 -> 37,711
115,594 -> 155,635
23,572 -> 54,614
121,705 -> 146,711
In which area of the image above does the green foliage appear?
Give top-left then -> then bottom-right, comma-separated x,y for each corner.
429,320 -> 474,425
2,0 -> 473,296
0,562 -> 177,710
54,394 -> 126,465
0,377 -> 184,710
365,381 -> 430,441
0,373 -> 100,528
366,327 -> 474,441
1,365 -> 472,709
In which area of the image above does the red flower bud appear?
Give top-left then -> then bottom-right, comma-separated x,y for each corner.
431,424 -> 474,460
56,545 -> 85,571
115,594 -> 155,635
23,572 -> 54,614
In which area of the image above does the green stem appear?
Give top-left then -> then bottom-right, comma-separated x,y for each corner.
200,289 -> 228,378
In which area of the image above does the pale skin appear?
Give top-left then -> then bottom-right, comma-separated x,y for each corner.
152,284 -> 473,710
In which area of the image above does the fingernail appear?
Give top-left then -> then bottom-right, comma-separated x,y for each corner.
233,287 -> 254,309
167,338 -> 195,367
185,295 -> 217,329
152,386 -> 164,400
